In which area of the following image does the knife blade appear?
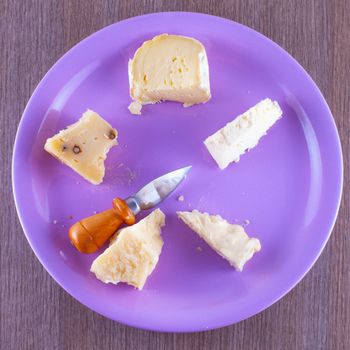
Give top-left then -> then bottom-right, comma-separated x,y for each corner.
69,165 -> 191,253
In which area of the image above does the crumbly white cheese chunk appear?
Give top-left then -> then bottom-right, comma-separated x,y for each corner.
128,34 -> 211,113
204,98 -> 283,169
90,209 -> 165,290
44,109 -> 117,184
177,210 -> 261,271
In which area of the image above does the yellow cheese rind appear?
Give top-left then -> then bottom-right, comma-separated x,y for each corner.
91,209 -> 165,290
44,109 -> 117,185
177,210 -> 261,271
128,34 -> 211,111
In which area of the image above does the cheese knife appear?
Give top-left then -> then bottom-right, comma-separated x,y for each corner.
69,165 -> 191,253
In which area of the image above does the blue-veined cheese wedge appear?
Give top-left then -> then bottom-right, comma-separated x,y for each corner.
128,34 -> 211,114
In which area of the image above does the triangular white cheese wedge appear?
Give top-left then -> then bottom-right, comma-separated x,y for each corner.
204,98 -> 282,169
178,210 -> 261,271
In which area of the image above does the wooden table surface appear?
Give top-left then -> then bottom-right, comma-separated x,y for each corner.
1,1 -> 349,349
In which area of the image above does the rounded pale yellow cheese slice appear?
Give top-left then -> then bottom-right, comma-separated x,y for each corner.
128,34 -> 211,114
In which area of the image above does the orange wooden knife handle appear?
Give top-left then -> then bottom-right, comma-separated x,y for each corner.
68,198 -> 135,253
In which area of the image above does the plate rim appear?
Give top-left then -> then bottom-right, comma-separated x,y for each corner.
12,11 -> 343,332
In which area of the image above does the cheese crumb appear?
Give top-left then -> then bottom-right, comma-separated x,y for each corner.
242,219 -> 250,226
177,195 -> 185,202
128,101 -> 142,115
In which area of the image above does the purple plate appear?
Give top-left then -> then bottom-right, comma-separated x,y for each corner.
12,12 -> 343,332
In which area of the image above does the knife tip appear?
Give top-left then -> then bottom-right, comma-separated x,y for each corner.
183,165 -> 192,174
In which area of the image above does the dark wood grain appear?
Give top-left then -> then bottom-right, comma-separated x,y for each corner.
1,1 -> 349,349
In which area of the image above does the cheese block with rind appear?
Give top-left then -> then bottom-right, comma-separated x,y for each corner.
128,34 -> 211,114
44,109 -> 117,185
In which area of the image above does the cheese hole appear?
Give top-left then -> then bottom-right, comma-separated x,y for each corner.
170,80 -> 174,86
94,137 -> 98,141
178,68 -> 182,73
164,79 -> 167,85
73,145 -> 81,154
143,74 -> 147,83
107,130 -> 116,140
172,57 -> 177,62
